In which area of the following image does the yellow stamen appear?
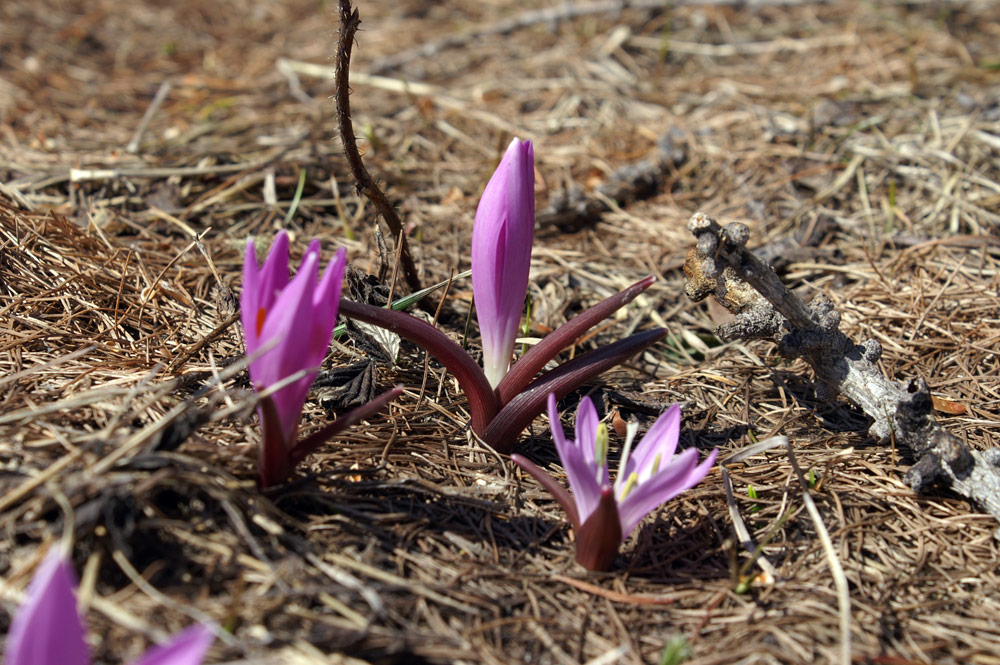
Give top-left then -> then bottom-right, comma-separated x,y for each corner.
256,308 -> 268,336
651,453 -> 662,475
619,472 -> 639,500
594,423 -> 609,466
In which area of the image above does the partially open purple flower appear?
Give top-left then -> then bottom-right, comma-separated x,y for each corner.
472,137 -> 535,388
513,394 -> 717,570
3,551 -> 213,665
243,231 -> 347,447
242,231 -> 347,487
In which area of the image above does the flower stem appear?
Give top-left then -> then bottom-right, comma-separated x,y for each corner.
574,488 -> 622,571
258,395 -> 294,489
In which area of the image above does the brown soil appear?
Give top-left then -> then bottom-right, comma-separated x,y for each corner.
1,1 -> 999,664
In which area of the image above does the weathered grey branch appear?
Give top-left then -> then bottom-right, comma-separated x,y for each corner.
537,131 -> 686,230
683,212 -> 1000,536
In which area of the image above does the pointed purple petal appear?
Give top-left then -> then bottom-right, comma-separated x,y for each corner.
251,252 -> 321,445
257,230 -> 290,311
547,392 -> 567,450
548,394 -> 601,522
623,403 -> 681,482
562,451 -> 602,525
128,625 -> 214,665
617,448 -> 718,539
304,238 -> 321,263
312,247 -> 347,338
259,251 -> 318,354
241,238 -> 261,355
4,551 -> 90,665
472,137 -> 535,387
574,397 -> 599,468
241,232 -> 290,358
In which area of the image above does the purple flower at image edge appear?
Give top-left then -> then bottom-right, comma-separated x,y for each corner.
472,137 -> 535,388
513,394 -> 717,570
3,550 -> 213,665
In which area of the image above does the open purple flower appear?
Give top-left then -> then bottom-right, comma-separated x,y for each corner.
513,394 -> 717,571
3,551 -> 213,665
472,137 -> 535,388
242,232 -> 401,488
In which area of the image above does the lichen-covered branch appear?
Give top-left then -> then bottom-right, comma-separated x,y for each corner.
683,212 -> 1000,536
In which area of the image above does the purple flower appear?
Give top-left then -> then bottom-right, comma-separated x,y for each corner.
513,394 -> 717,570
3,551 -> 213,665
472,137 -> 535,388
241,231 -> 347,486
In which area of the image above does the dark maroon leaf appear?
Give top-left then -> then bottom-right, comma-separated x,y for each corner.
497,275 -> 656,405
484,328 -> 667,453
290,385 -> 403,466
511,454 -> 581,528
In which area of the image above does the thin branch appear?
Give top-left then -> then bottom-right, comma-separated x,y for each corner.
125,79 -> 172,154
335,0 -> 421,293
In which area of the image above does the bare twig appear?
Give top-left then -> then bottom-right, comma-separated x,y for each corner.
335,0 -> 421,293
684,212 -> 1000,536
126,80 -> 172,154
66,158 -> 279,185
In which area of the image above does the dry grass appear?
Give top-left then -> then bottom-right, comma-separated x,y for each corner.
2,0 -> 1000,663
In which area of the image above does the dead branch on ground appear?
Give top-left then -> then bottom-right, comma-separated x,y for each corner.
537,131 -> 686,232
683,212 -> 1000,536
